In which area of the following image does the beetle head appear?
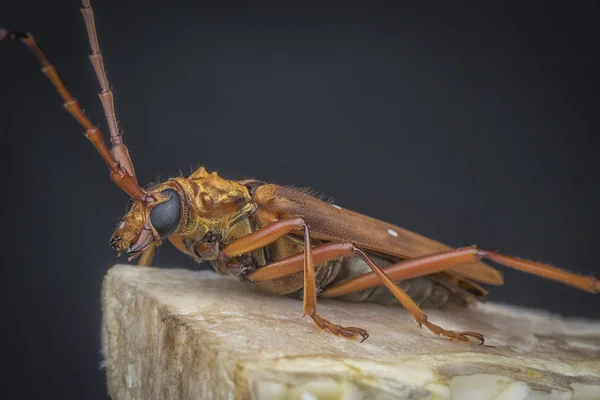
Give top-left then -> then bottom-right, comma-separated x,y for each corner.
110,167 -> 253,262
110,183 -> 184,260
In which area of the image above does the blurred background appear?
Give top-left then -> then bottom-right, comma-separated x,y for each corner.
2,0 -> 599,398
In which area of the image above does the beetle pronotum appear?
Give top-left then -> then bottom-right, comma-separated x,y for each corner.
2,1 -> 598,344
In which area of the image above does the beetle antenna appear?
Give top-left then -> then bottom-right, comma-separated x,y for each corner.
80,0 -> 137,180
0,28 -> 150,204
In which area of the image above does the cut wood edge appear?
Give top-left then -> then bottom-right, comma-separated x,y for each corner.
101,265 -> 600,400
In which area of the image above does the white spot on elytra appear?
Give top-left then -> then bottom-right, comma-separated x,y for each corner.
387,229 -> 398,237
332,204 -> 341,209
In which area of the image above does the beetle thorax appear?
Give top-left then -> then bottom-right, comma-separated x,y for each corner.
169,167 -> 254,258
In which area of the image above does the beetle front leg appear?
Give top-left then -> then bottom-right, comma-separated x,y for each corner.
221,218 -> 368,341
137,244 -> 156,266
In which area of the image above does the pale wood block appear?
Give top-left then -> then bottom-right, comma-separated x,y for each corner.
102,265 -> 600,400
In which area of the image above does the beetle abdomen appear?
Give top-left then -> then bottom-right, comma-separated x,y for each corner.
307,254 -> 483,308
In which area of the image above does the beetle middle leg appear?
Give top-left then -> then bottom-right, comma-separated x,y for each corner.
221,218 -> 368,341
246,242 -> 484,344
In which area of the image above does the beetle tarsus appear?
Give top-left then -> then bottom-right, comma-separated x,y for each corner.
420,317 -> 485,345
457,331 -> 486,345
359,332 -> 370,343
309,313 -> 369,342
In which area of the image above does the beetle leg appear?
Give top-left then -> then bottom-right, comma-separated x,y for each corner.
320,246 -> 600,298
221,217 -> 309,258
221,219 -> 369,341
246,243 -> 482,344
299,227 -> 370,342
247,242 -> 361,281
137,244 -> 156,266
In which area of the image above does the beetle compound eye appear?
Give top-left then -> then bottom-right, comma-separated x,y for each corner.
149,189 -> 182,238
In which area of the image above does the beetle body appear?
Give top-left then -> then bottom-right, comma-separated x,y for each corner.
111,167 -> 500,314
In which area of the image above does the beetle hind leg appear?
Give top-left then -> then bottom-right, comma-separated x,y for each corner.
417,315 -> 485,344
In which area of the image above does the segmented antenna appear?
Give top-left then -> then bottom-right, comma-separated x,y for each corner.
80,0 -> 137,179
1,20 -> 148,202
80,0 -> 120,145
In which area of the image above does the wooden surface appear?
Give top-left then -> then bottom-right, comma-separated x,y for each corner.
102,265 -> 600,400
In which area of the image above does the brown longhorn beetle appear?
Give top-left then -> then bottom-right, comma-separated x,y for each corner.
3,0 -> 598,344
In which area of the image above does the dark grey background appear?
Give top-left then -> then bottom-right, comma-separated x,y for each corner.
2,1 -> 599,398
